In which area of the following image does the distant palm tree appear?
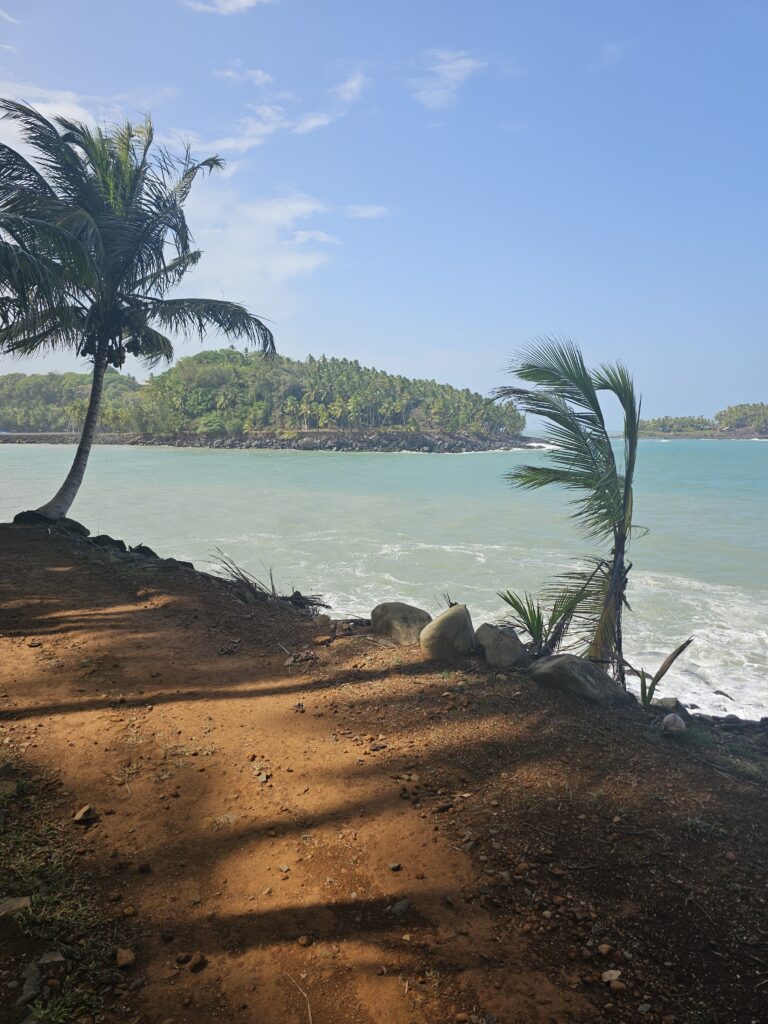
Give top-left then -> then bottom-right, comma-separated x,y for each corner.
495,338 -> 642,682
0,100 -> 274,519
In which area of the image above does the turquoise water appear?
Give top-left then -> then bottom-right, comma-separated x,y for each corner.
1,440 -> 766,717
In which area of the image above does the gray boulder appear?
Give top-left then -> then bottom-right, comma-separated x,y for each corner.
662,712 -> 687,734
652,696 -> 693,722
420,604 -> 475,662
529,654 -> 635,707
475,623 -> 531,670
371,601 -> 432,645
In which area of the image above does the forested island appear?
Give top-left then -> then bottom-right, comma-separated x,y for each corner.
0,349 -> 530,451
639,403 -> 767,437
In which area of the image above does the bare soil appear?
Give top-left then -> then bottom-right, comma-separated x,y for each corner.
1,524 -> 767,1024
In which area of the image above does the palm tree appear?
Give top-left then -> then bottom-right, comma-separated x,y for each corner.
0,101 -> 274,519
494,338 -> 641,682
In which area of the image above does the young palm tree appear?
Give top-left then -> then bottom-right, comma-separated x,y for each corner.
494,338 -> 642,682
0,100 -> 274,519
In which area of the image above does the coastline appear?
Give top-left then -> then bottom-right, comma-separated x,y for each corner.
0,427 -> 542,453
639,429 -> 766,440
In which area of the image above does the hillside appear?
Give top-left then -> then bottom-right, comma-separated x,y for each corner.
1,522 -> 767,1024
639,403 -> 768,437
0,351 -> 525,439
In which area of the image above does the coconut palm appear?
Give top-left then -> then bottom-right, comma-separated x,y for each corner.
0,100 -> 274,519
494,338 -> 642,682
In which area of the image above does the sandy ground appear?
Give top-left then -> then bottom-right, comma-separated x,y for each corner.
1,524 -> 767,1024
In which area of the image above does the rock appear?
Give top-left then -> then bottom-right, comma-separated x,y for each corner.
91,534 -> 127,552
15,962 -> 41,1006
475,622 -> 531,670
652,696 -> 692,722
601,969 -> 622,983
59,517 -> 90,537
597,944 -> 612,957
72,804 -> 98,824
390,899 -> 410,917
38,951 -> 66,968
529,655 -> 635,707
0,895 -> 31,917
188,951 -> 208,973
388,862 -> 402,872
115,948 -> 136,969
131,543 -> 158,558
370,601 -> 432,646
297,935 -> 312,947
662,713 -> 687,734
419,605 -> 475,662
13,510 -> 55,526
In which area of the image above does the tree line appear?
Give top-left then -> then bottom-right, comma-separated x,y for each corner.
0,349 -> 526,437
639,403 -> 767,435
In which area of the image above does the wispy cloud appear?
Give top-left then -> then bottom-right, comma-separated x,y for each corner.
214,60 -> 272,86
292,110 -> 339,135
330,70 -> 368,104
410,49 -> 486,109
184,0 -> 273,13
0,43 -> 15,52
292,229 -> 341,245
345,204 -> 389,220
0,8 -> 19,24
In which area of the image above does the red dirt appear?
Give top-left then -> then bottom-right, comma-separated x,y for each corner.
1,524 -> 767,1024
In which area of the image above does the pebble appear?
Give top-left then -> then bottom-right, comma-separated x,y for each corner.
189,952 -> 208,973
388,862 -> 402,872
115,948 -> 136,970
297,935 -> 312,947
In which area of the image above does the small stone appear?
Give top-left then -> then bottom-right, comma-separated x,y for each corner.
188,951 -> 208,973
455,1015 -> 470,1023
725,851 -> 737,863
662,713 -> 686,734
597,943 -> 612,957
390,899 -> 410,917
601,970 -> 622,983
73,804 -> 98,824
175,952 -> 192,965
15,962 -> 42,1006
388,862 -> 402,872
297,935 -> 312,947
38,951 -> 66,968
115,948 -> 136,970
0,895 -> 31,917
639,1004 -> 652,1014
609,980 -> 626,994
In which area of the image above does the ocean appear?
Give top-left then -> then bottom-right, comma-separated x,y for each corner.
1,440 -> 766,719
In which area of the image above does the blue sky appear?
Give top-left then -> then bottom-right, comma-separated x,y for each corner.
0,0 -> 765,416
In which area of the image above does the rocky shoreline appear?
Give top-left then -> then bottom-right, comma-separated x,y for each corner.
0,428 -> 542,453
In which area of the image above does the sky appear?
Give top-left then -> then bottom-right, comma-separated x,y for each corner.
0,0 -> 766,417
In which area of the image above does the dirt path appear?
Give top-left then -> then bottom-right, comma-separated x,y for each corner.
1,525 -> 767,1024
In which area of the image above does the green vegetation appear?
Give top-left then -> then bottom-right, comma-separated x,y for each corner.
0,349 -> 526,437
497,588 -> 584,657
0,101 -> 273,519
495,338 -> 641,681
639,403 -> 767,435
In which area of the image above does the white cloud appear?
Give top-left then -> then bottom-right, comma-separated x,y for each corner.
214,60 -> 272,86
0,43 -> 16,52
0,8 -> 19,24
205,104 -> 287,152
292,229 -> 341,245
345,204 -> 389,220
330,71 -> 368,104
184,0 -> 273,13
292,110 -> 339,135
410,49 -> 486,109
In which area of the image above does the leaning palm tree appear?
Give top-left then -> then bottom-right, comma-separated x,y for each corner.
0,100 -> 274,519
494,338 -> 642,682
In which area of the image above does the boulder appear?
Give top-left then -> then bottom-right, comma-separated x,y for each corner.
662,712 -> 687,734
371,601 -> 432,646
91,534 -> 127,552
475,623 -> 531,670
13,511 -> 90,536
419,605 -> 475,662
651,696 -> 692,722
529,654 -> 635,707
131,543 -> 159,559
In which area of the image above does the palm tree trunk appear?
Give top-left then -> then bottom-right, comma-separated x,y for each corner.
36,338 -> 109,520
